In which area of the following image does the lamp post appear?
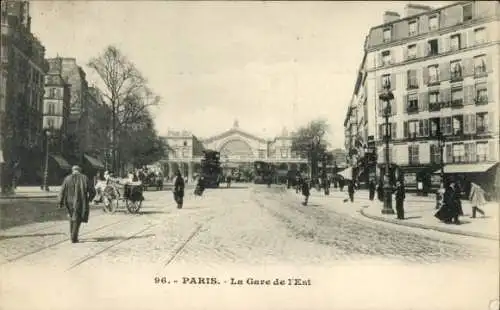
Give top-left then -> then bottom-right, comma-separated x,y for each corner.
42,130 -> 51,192
379,84 -> 395,215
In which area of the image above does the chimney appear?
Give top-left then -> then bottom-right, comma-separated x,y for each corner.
404,4 -> 432,18
383,11 -> 400,24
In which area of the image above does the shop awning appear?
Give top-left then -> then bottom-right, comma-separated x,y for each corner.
50,155 -> 71,170
84,154 -> 105,170
436,162 -> 497,174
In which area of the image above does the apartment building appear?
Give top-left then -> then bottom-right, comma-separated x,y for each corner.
1,1 -> 49,189
349,1 -> 500,193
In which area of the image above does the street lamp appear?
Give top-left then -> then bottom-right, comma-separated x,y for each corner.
42,130 -> 52,192
379,83 -> 395,215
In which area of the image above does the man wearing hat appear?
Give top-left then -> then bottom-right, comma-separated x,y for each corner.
58,165 -> 96,243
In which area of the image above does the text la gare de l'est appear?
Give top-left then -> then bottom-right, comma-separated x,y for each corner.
175,277 -> 311,286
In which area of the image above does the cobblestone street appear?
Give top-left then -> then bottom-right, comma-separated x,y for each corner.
1,185 -> 498,310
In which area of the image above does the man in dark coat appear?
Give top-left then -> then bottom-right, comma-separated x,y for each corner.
347,180 -> 355,202
301,178 -> 310,206
58,166 -> 96,243
368,180 -> 376,201
394,180 -> 405,220
174,171 -> 185,208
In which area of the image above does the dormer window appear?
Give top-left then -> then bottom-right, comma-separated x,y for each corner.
383,27 -> 392,43
462,3 -> 473,22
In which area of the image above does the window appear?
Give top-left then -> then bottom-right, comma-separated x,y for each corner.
464,143 -> 476,163
48,103 -> 55,114
47,118 -> 55,129
429,15 -> 439,31
430,143 -> 441,164
408,120 -> 419,138
474,55 -> 487,76
476,142 -> 488,162
450,34 -> 461,51
452,115 -> 463,135
429,92 -> 440,111
381,74 -> 391,88
406,70 -> 417,89
475,83 -> 488,105
440,117 -> 452,135
383,28 -> 392,42
451,87 -> 463,106
407,93 -> 419,113
427,39 -> 438,56
408,144 -> 419,165
476,112 -> 488,134
430,118 -> 440,136
463,4 -> 473,22
281,149 -> 288,158
407,44 -> 417,59
409,20 -> 418,36
49,88 -> 56,98
428,65 -> 440,84
452,144 -> 465,163
474,28 -> 486,45
382,50 -> 391,66
450,60 -> 463,80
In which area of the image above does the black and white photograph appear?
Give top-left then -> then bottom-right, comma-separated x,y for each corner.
0,1 -> 499,309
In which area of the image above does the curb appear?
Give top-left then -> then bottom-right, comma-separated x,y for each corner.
359,207 -> 499,241
0,195 -> 58,200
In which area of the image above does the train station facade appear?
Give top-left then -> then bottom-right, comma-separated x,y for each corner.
161,120 -> 309,181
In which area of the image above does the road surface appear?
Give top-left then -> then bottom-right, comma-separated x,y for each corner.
0,184 -> 497,310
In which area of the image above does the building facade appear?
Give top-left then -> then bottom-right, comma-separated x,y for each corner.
163,120 -> 309,181
1,1 -> 49,190
346,1 -> 500,194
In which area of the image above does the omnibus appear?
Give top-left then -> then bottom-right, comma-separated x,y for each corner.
253,161 -> 275,184
201,150 -> 222,188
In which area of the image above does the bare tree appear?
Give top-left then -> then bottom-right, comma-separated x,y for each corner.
87,46 -> 161,172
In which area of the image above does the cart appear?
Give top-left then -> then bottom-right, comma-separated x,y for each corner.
102,181 -> 144,214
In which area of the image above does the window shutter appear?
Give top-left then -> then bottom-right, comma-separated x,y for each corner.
485,54 -> 492,73
464,85 -> 474,105
377,77 -> 382,93
392,122 -> 397,139
470,114 -> 476,134
440,36 -> 450,53
390,73 -> 396,90
487,81 -> 493,103
417,42 -> 424,58
423,66 -> 429,84
439,117 -> 445,134
463,58 -> 473,77
463,115 -> 470,134
445,144 -> 452,163
379,124 -> 383,140
439,88 -> 450,106
377,53 -> 382,68
460,32 -> 467,49
423,119 -> 429,137
403,95 -> 408,113
403,47 -> 408,61
407,145 -> 412,164
466,29 -> 475,48
420,92 -> 428,111
392,99 -> 397,116
440,62 -> 450,81
488,112 -> 494,133
488,140 -> 496,161
403,121 -> 408,138
470,143 -> 476,162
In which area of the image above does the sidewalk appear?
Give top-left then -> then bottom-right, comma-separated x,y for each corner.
302,187 -> 499,240
0,186 -> 60,199
360,199 -> 499,240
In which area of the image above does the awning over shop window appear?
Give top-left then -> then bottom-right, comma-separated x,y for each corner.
435,162 -> 498,174
84,154 -> 105,170
50,155 -> 71,170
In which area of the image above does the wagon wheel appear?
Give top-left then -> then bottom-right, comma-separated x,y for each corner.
103,197 -> 119,213
126,200 -> 142,213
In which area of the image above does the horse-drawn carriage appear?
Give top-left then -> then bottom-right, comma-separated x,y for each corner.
95,180 -> 144,214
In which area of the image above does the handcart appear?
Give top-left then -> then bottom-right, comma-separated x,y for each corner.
102,181 -> 144,214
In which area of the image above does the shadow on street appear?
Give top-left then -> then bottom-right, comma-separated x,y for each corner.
80,234 -> 155,243
0,232 -> 66,240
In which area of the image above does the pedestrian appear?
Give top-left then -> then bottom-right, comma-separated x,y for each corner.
58,166 -> 96,243
394,180 -> 405,220
301,178 -> 310,206
174,170 -> 185,208
339,178 -> 345,191
435,181 -> 461,224
469,182 -> 486,218
226,175 -> 232,188
323,177 -> 330,195
436,182 -> 445,210
368,180 -> 376,201
376,180 -> 384,202
347,180 -> 355,203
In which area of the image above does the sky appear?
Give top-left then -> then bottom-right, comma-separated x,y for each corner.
30,0 -> 452,149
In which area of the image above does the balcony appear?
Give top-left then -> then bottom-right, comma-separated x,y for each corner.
429,103 -> 440,112
407,132 -> 418,140
476,126 -> 488,135
475,96 -> 488,105
450,72 -> 463,82
474,67 -> 487,78
406,105 -> 419,114
451,99 -> 463,108
452,156 -> 465,163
